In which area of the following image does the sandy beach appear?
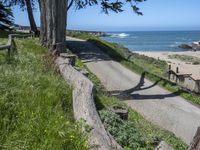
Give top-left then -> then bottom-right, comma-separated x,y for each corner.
137,51 -> 200,80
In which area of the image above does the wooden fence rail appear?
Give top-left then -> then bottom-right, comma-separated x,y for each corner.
0,34 -> 33,56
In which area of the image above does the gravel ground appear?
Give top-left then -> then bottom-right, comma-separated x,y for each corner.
66,36 -> 200,144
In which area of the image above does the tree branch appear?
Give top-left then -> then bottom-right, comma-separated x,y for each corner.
67,0 -> 74,11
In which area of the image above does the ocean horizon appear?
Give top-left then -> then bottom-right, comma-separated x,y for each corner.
101,30 -> 200,52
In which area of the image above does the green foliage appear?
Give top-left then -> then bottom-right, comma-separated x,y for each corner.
128,53 -> 167,76
168,54 -> 200,65
88,39 -> 126,61
88,38 -> 167,77
96,94 -> 187,150
100,110 -> 146,149
70,0 -> 145,15
0,38 -> 88,149
2,0 -> 36,10
0,2 -> 13,30
67,31 -> 96,40
0,37 -> 7,45
0,31 -> 29,45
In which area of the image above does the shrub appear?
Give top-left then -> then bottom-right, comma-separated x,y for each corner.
99,110 -> 146,149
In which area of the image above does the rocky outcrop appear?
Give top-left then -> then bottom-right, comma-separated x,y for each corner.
178,41 -> 200,50
178,44 -> 192,49
55,56 -> 122,150
192,42 -> 200,50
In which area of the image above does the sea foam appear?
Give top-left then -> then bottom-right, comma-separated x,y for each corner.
110,33 -> 130,38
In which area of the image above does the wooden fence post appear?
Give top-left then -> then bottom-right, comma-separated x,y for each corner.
188,127 -> 200,150
1,34 -> 32,58
11,38 -> 17,54
7,48 -> 11,58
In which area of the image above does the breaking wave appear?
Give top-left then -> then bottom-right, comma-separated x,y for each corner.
109,33 -> 130,38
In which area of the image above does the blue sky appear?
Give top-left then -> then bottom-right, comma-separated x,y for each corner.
13,0 -> 200,31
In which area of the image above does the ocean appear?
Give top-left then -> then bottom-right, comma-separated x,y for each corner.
101,31 -> 200,52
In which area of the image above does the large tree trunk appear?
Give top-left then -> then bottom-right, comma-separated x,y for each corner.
25,0 -> 39,36
39,0 -> 47,46
40,0 -> 67,53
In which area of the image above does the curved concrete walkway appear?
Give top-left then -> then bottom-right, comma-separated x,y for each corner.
66,36 -> 200,145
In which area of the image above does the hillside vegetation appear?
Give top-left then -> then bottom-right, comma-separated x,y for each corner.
74,56 -> 187,150
0,32 -> 88,149
67,31 -> 200,106
168,54 -> 200,65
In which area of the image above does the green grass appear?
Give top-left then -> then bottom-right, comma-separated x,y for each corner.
67,31 -> 200,106
0,30 -> 29,45
168,54 -> 200,65
66,31 -> 95,40
0,38 -> 7,45
88,39 -> 167,77
0,36 -> 88,149
74,55 -> 187,150
97,95 -> 187,150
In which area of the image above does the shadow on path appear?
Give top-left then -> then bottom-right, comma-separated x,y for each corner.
108,72 -> 179,100
66,40 -> 112,63
66,39 -> 180,101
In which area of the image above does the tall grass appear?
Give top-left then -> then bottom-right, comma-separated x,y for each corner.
0,37 -> 88,149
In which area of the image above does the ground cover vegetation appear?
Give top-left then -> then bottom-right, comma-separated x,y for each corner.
74,54 -> 187,150
0,31 -> 88,149
168,54 -> 200,65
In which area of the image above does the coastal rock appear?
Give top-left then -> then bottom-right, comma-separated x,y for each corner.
192,41 -> 200,50
178,44 -> 192,49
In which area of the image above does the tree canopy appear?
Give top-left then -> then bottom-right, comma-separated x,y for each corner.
40,0 -> 145,52
1,0 -> 39,34
0,2 -> 13,30
0,0 -> 145,50
69,0 -> 145,15
1,0 -> 36,10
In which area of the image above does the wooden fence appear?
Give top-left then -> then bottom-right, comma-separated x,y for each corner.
0,34 -> 33,56
188,127 -> 200,150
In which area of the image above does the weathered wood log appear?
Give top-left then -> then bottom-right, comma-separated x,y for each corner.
109,106 -> 128,120
0,44 -> 10,50
188,127 -> 200,150
155,141 -> 173,150
60,53 -> 76,66
55,56 -> 123,150
0,34 -> 32,55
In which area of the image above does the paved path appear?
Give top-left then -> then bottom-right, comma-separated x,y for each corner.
66,36 -> 200,145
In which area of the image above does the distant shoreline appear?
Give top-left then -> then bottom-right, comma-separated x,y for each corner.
101,30 -> 200,52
